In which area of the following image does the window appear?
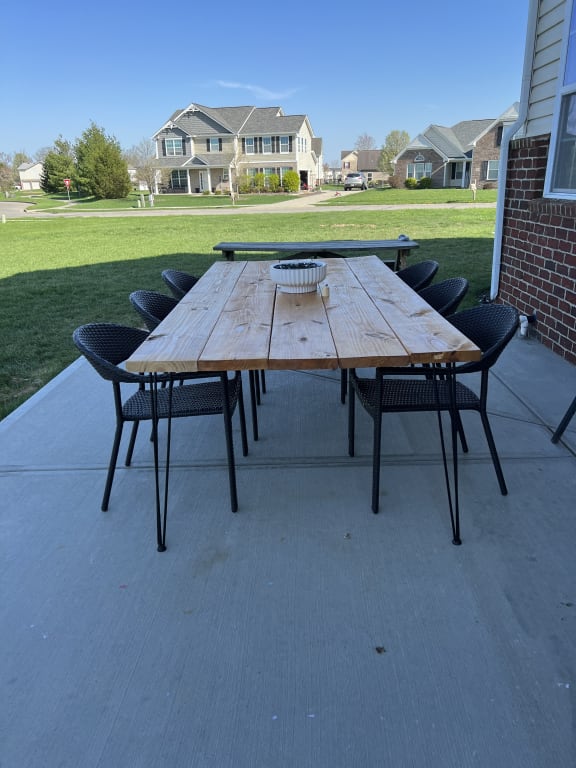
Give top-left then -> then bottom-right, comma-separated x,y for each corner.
486,160 -> 499,181
245,137 -> 255,154
263,136 -> 272,153
407,162 -> 432,180
546,0 -> 576,196
207,138 -> 222,152
165,138 -> 183,156
170,170 -> 187,189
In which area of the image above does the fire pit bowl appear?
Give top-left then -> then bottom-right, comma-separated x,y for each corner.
269,260 -> 327,294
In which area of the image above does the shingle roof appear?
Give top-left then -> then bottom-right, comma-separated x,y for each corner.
401,104 -> 519,160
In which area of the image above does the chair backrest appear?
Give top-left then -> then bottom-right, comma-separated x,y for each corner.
396,260 -> 439,291
161,269 -> 198,300
129,290 -> 178,331
73,323 -> 149,383
418,277 -> 469,317
449,304 -> 519,373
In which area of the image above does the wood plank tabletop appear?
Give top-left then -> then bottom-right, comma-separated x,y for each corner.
126,256 -> 481,374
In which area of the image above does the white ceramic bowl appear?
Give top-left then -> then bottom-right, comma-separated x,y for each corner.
269,260 -> 327,293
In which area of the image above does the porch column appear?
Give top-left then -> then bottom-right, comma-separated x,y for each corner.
186,169 -> 191,194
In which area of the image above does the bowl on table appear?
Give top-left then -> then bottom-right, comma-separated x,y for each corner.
269,260 -> 327,294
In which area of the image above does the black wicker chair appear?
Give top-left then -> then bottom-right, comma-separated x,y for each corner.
397,260 -> 439,291
129,289 -> 261,441
161,269 -> 199,300
129,290 -> 178,331
417,277 -> 469,317
72,323 -> 248,551
347,304 -> 519,540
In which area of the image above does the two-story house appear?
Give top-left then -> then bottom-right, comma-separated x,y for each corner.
152,104 -> 322,194
340,149 -> 387,187
393,104 -> 519,189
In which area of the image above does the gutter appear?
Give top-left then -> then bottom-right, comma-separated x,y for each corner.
490,0 -> 540,300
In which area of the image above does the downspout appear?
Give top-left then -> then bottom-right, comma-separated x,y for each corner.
490,0 -> 540,300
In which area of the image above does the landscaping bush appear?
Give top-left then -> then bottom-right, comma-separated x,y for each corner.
387,175 -> 402,189
404,177 -> 418,189
418,176 -> 432,189
282,170 -> 300,193
267,173 -> 280,192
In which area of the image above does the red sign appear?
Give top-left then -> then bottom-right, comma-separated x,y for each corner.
63,178 -> 71,188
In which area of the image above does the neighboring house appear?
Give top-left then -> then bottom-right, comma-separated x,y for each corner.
152,103 -> 323,193
394,105 -> 519,188
340,149 -> 387,186
18,161 -> 43,190
493,0 -> 576,364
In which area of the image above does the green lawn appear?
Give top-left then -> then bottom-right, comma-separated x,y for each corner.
320,186 -> 498,206
0,206 -> 496,418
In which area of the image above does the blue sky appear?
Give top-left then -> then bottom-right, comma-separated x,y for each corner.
3,0 -> 529,164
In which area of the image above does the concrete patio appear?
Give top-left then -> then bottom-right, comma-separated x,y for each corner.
1,331 -> 575,768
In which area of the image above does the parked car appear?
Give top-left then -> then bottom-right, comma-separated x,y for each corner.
343,173 -> 367,190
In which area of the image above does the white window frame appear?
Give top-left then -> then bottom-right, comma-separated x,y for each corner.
486,160 -> 499,181
208,138 -> 221,152
165,138 -> 183,156
280,136 -> 290,153
263,136 -> 272,153
545,0 -> 576,197
407,162 -> 432,180
245,137 -> 255,155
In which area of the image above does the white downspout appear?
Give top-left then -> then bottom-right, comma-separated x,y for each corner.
490,0 -> 540,300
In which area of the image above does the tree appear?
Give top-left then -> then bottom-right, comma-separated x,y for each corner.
355,133 -> 376,150
125,138 -> 158,192
75,122 -> 131,199
0,152 -> 13,194
41,137 -> 75,194
379,130 -> 411,175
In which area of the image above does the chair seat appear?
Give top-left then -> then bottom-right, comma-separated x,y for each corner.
123,377 -> 241,421
352,376 -> 480,416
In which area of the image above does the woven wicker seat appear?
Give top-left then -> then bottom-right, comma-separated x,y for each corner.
72,323 -> 248,551
348,304 -> 519,536
161,269 -> 199,300
417,277 -> 469,317
397,260 -> 439,291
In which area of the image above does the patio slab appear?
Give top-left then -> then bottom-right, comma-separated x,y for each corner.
1,334 -> 575,768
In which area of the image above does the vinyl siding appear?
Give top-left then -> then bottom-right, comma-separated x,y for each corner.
525,0 -> 566,136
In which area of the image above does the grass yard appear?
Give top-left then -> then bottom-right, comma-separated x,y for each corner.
0,206 -> 496,418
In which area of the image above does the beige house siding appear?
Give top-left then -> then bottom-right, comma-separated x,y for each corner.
525,0 -> 565,136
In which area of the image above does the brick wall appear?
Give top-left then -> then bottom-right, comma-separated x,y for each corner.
470,127 -> 501,188
499,134 -> 576,364
394,149 -> 444,187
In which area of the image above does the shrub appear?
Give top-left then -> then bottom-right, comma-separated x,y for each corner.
404,177 -> 418,189
283,170 -> 300,193
387,175 -> 402,189
267,173 -> 280,192
253,172 -> 265,192
418,176 -> 432,189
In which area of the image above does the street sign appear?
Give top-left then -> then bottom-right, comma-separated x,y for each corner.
63,179 -> 71,188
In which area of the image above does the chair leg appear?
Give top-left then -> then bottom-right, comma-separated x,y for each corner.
341,369 -> 348,404
102,421 -> 124,511
237,374 -> 249,457
347,381 -> 356,457
248,371 -> 259,442
125,421 -> 140,466
479,408 -> 508,495
371,411 -> 383,514
551,395 -> 576,443
260,370 -> 266,394
221,374 -> 239,512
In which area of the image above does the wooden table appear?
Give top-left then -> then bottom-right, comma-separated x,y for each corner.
212,238 -> 419,271
126,256 -> 480,544
127,256 -> 478,375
